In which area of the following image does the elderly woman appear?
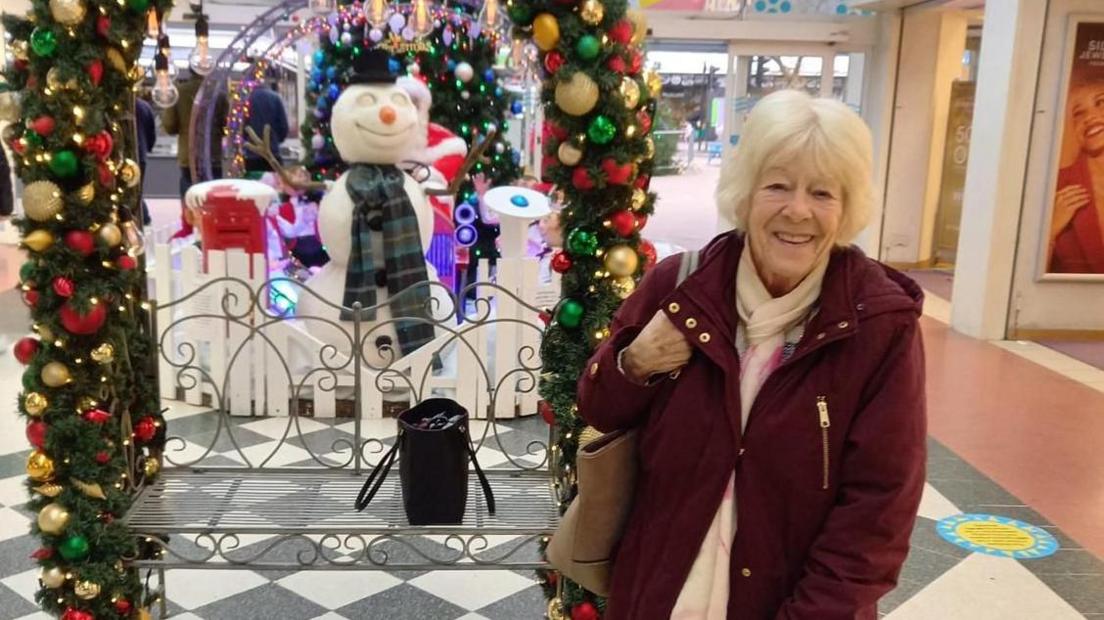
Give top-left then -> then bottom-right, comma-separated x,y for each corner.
577,90 -> 926,619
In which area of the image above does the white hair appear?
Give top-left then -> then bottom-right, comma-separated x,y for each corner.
716,90 -> 875,244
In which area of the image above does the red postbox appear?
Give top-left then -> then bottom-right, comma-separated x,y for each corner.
189,181 -> 276,276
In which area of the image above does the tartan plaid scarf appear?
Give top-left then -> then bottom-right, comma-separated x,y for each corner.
341,163 -> 435,356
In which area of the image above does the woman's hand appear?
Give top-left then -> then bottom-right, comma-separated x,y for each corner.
621,311 -> 693,383
1052,184 -> 1091,239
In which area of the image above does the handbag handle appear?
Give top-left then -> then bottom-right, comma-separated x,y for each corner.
465,438 -> 496,515
354,438 -> 401,512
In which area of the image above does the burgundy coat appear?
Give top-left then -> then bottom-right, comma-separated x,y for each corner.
1051,154 -> 1104,273
577,232 -> 927,619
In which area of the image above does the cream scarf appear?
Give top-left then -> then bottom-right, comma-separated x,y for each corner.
670,242 -> 829,620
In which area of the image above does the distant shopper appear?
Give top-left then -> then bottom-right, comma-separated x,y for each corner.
135,94 -> 156,225
1049,80 -> 1104,273
0,145 -> 11,219
578,90 -> 926,619
243,71 -> 290,174
163,70 -> 229,238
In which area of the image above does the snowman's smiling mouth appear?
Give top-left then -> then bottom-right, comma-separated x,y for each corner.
354,121 -> 415,137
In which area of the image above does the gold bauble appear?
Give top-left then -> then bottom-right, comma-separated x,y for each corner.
143,457 -> 161,478
40,567 -> 67,588
645,70 -> 662,98
98,223 -> 123,247
91,343 -> 115,363
557,142 -> 584,166
119,159 -> 141,188
0,91 -> 20,123
532,13 -> 560,52
74,579 -> 101,600
105,48 -> 127,73
610,275 -> 637,299
49,0 -> 87,26
137,608 -> 152,620
619,76 -> 641,109
72,183 -> 95,206
631,188 -> 647,210
41,362 -> 72,387
45,68 -> 76,91
25,392 -> 48,416
37,502 -> 71,535
547,597 -> 566,620
605,244 -> 640,276
627,9 -> 648,45
579,0 -> 605,25
32,483 -> 63,497
72,479 -> 107,499
77,396 -> 98,412
27,450 -> 56,481
24,229 -> 55,252
554,73 -> 600,117
644,137 -> 656,159
38,326 -> 56,342
10,40 -> 29,61
23,180 -> 64,222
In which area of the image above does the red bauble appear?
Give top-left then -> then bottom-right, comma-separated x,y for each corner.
551,251 -> 573,274
13,337 -> 40,364
95,451 -> 111,464
26,76 -> 38,91
64,230 -> 96,256
635,212 -> 649,232
629,50 -> 644,75
96,15 -> 111,37
544,121 -> 569,142
61,608 -> 95,620
52,276 -> 75,298
22,290 -> 40,308
609,210 -> 636,237
600,159 -> 633,185
114,598 -> 132,614
134,416 -> 158,443
538,400 -> 555,425
59,301 -> 108,335
26,421 -> 48,449
547,570 -> 559,587
606,55 -> 627,74
30,116 -> 56,136
84,132 -> 114,161
100,512 -> 115,524
97,163 -> 116,188
83,408 -> 112,424
637,109 -> 653,133
609,20 -> 633,44
640,239 -> 658,269
117,255 -> 137,270
87,59 -> 104,86
571,167 -> 595,191
13,59 -> 28,73
634,174 -> 651,190
10,138 -> 25,154
30,547 -> 53,560
538,310 -> 553,326
572,601 -> 600,620
544,51 -> 565,75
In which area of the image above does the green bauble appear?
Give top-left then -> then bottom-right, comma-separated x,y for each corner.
24,131 -> 44,147
59,534 -> 91,561
20,262 -> 36,283
587,115 -> 617,145
575,35 -> 601,61
49,150 -> 79,178
30,28 -> 58,57
127,0 -> 150,12
567,229 -> 600,256
557,299 -> 585,329
508,4 -> 532,25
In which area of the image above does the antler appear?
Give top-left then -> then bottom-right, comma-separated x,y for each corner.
243,125 -> 328,192
424,128 -> 498,197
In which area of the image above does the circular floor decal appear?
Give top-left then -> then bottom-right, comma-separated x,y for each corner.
937,514 -> 1059,559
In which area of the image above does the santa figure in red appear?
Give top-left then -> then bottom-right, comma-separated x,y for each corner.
400,76 -> 469,290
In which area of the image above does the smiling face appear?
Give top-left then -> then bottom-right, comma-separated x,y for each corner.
747,160 -> 843,296
331,83 -> 420,164
1070,83 -> 1104,157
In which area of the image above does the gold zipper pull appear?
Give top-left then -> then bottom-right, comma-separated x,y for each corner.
817,396 -> 830,428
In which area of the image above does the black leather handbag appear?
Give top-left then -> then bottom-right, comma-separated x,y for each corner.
354,398 -> 495,525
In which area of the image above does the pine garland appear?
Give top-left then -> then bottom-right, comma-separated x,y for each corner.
2,0 -> 170,617
507,0 -> 661,617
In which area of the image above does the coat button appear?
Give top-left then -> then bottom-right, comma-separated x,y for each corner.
368,215 -> 384,231
685,318 -> 698,329
738,448 -> 746,456
816,332 -> 826,340
374,269 -> 389,288
838,321 -> 850,329
589,362 -> 599,377
741,568 -> 752,577
856,303 -> 865,311
668,302 -> 681,314
699,333 -> 711,343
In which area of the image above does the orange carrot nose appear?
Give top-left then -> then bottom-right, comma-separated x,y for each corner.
379,106 -> 397,125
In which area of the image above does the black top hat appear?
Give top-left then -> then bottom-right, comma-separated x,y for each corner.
346,48 -> 397,85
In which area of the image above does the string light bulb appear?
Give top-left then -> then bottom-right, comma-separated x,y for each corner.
363,0 -> 390,28
151,51 -> 179,108
188,14 -> 215,75
409,0 -> 434,38
477,0 -> 504,34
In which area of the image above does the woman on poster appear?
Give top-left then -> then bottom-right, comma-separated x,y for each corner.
1049,80 -> 1104,274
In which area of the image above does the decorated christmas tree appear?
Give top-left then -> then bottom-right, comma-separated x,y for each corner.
509,0 -> 661,616
2,0 -> 169,616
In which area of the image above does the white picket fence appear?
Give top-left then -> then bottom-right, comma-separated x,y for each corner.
149,242 -> 560,420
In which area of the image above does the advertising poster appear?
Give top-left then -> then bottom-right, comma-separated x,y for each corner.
1047,20 -> 1104,275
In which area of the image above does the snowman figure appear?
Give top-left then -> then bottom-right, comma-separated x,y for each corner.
290,50 -> 442,366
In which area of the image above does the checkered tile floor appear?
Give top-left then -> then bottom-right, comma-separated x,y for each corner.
0,400 -> 1100,618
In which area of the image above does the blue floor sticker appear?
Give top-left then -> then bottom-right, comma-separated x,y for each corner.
937,514 -> 1059,559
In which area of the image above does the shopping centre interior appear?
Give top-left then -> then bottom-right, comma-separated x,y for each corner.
0,0 -> 1102,618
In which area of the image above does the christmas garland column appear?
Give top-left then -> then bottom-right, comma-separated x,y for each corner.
2,0 -> 170,617
508,0 -> 661,617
